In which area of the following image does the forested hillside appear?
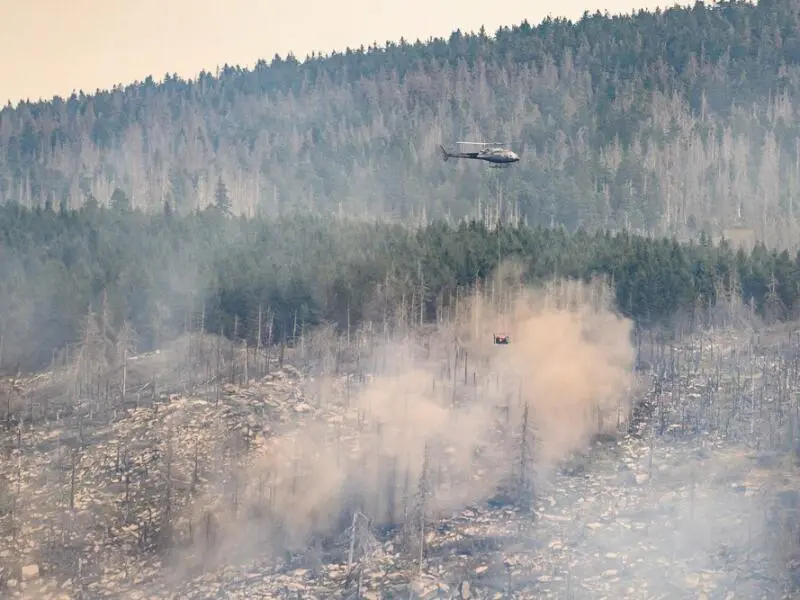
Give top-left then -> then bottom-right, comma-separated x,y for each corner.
3,0 -> 800,244
0,201 -> 797,374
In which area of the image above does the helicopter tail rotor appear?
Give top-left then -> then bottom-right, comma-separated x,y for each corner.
440,145 -> 450,161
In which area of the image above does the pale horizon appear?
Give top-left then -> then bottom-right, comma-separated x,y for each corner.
4,0 -> 691,106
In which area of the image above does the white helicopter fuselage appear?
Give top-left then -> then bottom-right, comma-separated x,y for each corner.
476,147 -> 520,163
440,144 -> 520,165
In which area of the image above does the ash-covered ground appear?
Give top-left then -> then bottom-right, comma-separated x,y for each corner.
2,280 -> 800,600
122,432 -> 798,600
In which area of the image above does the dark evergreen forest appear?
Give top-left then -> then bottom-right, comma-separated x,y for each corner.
3,0 -> 800,244
0,202 -> 796,374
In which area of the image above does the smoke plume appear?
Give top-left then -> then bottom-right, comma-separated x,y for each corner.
167,265 -> 637,577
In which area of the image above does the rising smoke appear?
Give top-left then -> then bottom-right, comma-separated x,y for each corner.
167,263 -> 638,578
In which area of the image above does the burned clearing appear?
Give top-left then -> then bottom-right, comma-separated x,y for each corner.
1,275 -> 800,599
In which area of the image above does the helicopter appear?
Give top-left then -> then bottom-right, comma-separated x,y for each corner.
440,141 -> 520,167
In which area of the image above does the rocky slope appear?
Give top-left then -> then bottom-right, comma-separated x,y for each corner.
2,322 -> 800,600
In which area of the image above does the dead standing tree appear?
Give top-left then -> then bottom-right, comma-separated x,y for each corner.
71,307 -> 115,419
400,441 -> 431,571
342,510 -> 379,598
115,320 -> 138,406
513,402 -> 538,513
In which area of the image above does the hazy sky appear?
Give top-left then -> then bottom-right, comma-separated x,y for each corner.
3,0 -> 689,105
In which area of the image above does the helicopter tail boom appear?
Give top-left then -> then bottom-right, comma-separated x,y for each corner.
440,145 -> 480,160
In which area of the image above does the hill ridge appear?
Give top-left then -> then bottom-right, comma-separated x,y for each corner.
4,0 -> 800,242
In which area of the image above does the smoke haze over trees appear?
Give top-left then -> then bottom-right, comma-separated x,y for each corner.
2,0 -> 800,244
1,203 -> 799,375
